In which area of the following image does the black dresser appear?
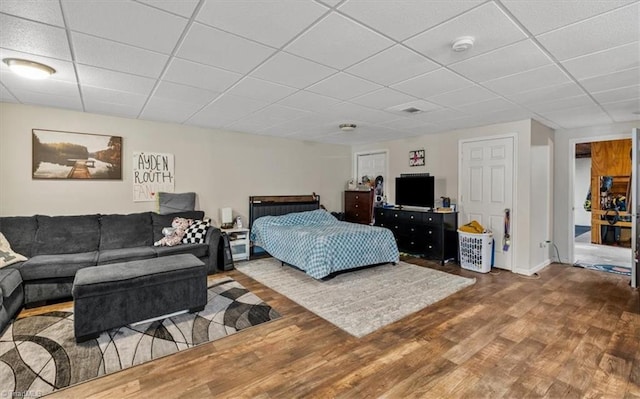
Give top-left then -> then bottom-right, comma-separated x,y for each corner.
374,207 -> 458,265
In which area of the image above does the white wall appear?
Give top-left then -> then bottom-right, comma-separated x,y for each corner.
574,158 -> 592,226
530,120 -> 554,271
351,119 -> 542,274
0,103 -> 351,223
553,121 -> 639,264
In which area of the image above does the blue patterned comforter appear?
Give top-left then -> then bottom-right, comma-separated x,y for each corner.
250,209 -> 399,279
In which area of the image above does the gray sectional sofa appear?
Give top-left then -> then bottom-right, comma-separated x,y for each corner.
0,210 -> 221,308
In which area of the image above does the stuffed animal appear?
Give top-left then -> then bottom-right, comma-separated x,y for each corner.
154,217 -> 193,246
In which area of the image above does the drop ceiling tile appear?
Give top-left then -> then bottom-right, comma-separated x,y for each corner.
338,0 -> 483,41
276,90 -> 341,111
317,0 -> 341,7
450,40 -> 552,82
77,65 -> 156,95
592,85 -> 640,104
502,0 -> 636,35
602,98 -> 640,122
81,85 -> 148,109
322,102 -> 398,123
84,100 -> 143,119
153,81 -> 219,104
391,68 -> 473,98
260,113 -> 337,137
285,13 -> 393,69
537,103 -> 612,128
136,0 -> 199,18
405,2 -> 527,66
62,0 -> 187,54
177,23 -> 274,74
452,97 -> 516,116
226,104 -> 310,131
386,99 -> 441,114
526,95 -> 597,114
349,88 -> 417,109
413,108 -> 467,123
187,94 -> 269,127
0,86 -> 17,103
0,71 -> 80,98
140,97 -> 206,124
0,0 -> 64,26
11,88 -> 82,111
580,67 -> 640,93
252,52 -> 337,88
536,3 -> 640,61
227,77 -> 298,103
428,85 -> 498,108
379,117 -> 436,131
562,42 -> 640,80
505,82 -> 585,105
72,33 -> 168,78
482,64 -> 571,96
197,0 -> 327,48
346,45 -> 439,86
163,58 -> 241,93
307,73 -> 381,100
0,14 -> 71,60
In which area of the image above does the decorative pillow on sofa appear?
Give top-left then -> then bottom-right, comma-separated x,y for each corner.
158,192 -> 196,215
0,232 -> 27,268
183,219 -> 211,244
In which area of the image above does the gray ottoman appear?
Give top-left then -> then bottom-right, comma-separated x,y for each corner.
72,254 -> 206,343
0,268 -> 24,334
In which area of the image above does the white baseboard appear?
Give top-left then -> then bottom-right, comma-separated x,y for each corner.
513,259 -> 552,276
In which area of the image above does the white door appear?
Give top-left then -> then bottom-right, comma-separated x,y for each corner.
632,128 -> 639,288
460,137 -> 514,270
356,151 -> 387,205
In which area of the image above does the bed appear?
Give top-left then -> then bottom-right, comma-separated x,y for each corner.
249,195 -> 399,279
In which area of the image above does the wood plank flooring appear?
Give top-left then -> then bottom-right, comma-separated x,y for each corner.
21,258 -> 640,398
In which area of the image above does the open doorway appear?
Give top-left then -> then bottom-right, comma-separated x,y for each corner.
573,139 -> 632,276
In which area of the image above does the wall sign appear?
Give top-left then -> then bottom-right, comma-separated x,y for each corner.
409,149 -> 425,167
132,152 -> 174,202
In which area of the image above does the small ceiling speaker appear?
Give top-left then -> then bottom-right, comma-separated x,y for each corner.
451,36 -> 475,52
339,123 -> 357,132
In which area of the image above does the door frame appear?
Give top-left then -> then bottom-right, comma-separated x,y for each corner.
353,149 -> 389,183
458,133 -> 518,272
567,133 -> 632,268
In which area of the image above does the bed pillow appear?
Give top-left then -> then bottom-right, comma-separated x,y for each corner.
0,232 -> 28,268
183,219 -> 211,244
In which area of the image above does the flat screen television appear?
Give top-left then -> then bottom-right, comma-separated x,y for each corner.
395,175 -> 435,208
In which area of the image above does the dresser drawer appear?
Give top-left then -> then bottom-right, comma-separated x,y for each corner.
423,213 -> 443,225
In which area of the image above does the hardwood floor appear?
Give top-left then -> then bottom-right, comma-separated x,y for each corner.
23,258 -> 640,398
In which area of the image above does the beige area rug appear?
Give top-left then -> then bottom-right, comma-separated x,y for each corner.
236,258 -> 475,337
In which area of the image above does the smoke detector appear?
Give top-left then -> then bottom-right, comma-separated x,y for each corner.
451,36 -> 475,52
339,123 -> 357,132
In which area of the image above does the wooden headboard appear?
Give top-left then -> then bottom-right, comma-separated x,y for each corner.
249,194 -> 320,228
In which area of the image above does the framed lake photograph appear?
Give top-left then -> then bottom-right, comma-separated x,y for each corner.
32,129 -> 122,179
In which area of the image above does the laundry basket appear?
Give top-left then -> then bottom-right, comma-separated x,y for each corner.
458,229 -> 493,273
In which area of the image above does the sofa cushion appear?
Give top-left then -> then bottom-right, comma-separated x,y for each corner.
154,243 -> 208,259
99,213 -> 153,250
19,252 -> 98,280
0,216 -> 37,257
97,247 -> 157,265
33,215 -> 101,255
0,268 -> 23,304
152,211 -> 204,242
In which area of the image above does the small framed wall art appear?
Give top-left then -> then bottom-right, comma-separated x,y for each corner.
409,149 -> 425,167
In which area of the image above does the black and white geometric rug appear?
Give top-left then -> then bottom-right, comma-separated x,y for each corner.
0,277 -> 280,398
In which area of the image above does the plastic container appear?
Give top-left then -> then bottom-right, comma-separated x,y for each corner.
458,229 -> 493,273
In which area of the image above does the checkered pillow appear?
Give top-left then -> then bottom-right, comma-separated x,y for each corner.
182,219 -> 211,244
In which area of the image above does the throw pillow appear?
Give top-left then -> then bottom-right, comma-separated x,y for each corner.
158,192 -> 196,215
0,232 -> 27,268
183,219 -> 211,244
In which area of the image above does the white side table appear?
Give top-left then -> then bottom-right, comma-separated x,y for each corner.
222,228 -> 250,262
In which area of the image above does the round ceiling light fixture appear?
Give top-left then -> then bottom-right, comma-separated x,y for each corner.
451,36 -> 475,52
339,123 -> 357,132
3,58 -> 56,80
